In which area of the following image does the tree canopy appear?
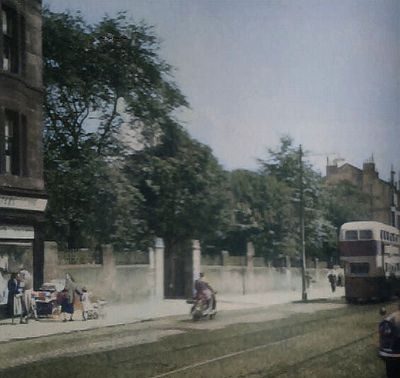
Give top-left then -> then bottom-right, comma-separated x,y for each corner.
43,10 -> 187,248
124,122 -> 228,251
42,10 -> 372,266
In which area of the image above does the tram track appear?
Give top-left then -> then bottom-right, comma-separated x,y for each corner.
259,331 -> 376,378
0,302 -> 385,378
109,306 -> 358,366
149,333 -> 308,378
145,309 -> 377,378
147,305 -> 370,354
1,304 -> 355,371
148,332 -> 377,378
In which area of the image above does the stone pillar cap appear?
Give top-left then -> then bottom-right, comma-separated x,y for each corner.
155,237 -> 164,249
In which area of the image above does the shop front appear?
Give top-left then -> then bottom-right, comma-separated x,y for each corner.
0,190 -> 47,317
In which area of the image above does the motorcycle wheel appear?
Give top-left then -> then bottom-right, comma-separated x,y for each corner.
192,311 -> 202,321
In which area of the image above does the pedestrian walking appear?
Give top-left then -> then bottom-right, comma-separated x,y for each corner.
7,273 -> 19,324
327,269 -> 337,293
59,273 -> 82,322
337,271 -> 344,287
18,268 -> 33,323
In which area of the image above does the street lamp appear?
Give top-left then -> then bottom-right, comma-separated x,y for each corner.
297,148 -> 342,302
299,145 -> 307,301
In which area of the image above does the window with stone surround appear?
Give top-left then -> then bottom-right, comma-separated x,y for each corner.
1,3 -> 24,74
0,108 -> 27,176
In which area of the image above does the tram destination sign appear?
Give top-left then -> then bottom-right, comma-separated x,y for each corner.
0,194 -> 47,212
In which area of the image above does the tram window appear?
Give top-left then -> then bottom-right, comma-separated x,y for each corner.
345,230 -> 358,240
359,230 -> 373,240
350,263 -> 369,274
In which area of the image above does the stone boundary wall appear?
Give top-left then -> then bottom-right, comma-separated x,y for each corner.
200,246 -> 335,295
43,240 -> 337,302
43,241 -> 164,302
201,265 -> 336,295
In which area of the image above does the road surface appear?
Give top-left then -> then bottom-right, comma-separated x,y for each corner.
0,298 -> 392,378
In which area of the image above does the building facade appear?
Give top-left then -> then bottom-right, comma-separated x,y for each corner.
326,159 -> 400,229
0,0 -> 46,309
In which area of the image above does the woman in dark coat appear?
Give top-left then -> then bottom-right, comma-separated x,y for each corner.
59,273 -> 81,322
7,273 -> 19,320
58,288 -> 74,322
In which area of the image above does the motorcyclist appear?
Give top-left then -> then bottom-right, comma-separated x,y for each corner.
194,272 -> 216,312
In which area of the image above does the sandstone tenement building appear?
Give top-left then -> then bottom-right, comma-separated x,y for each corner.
326,158 -> 400,229
0,0 -> 46,308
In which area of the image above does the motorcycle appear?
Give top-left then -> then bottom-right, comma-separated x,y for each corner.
187,292 -> 217,321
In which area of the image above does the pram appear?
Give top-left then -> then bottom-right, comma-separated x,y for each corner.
84,300 -> 107,320
33,282 -> 61,318
81,289 -> 107,320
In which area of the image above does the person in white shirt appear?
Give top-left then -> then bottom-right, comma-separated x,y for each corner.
81,287 -> 91,321
18,268 -> 33,323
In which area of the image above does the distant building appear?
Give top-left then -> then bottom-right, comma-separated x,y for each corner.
0,0 -> 46,306
326,158 -> 400,229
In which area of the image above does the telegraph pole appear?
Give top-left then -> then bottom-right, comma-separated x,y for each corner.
299,145 -> 307,301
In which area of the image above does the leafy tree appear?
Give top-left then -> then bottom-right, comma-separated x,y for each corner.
219,170 -> 265,256
125,122 -> 228,296
257,136 -> 331,262
319,180 -> 371,262
255,175 -> 298,261
321,180 -> 371,230
42,10 -> 187,248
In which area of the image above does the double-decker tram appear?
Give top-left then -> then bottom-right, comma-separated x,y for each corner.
339,221 -> 400,302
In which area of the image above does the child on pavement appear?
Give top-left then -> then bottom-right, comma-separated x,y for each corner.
81,287 -> 91,321
58,288 -> 73,322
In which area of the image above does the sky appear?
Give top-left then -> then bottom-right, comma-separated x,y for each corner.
46,0 -> 400,180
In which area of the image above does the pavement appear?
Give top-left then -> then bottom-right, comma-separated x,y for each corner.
0,285 -> 344,343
